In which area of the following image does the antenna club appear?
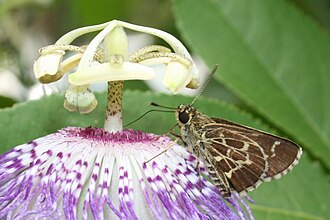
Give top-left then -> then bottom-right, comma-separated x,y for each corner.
190,64 -> 219,106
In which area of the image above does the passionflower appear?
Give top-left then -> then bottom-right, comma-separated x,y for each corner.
0,20 -> 254,219
0,127 -> 253,219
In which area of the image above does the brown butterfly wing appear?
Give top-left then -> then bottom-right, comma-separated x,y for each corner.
201,117 -> 302,194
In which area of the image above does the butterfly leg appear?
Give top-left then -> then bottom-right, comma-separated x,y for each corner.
192,142 -> 204,192
163,123 -> 179,136
168,131 -> 183,141
196,158 -> 205,192
161,123 -> 186,143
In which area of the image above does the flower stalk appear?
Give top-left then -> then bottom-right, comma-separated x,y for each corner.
105,81 -> 123,132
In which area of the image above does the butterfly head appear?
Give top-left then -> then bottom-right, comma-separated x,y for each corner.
176,104 -> 196,125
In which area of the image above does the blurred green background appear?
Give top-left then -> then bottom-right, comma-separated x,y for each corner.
0,0 -> 329,219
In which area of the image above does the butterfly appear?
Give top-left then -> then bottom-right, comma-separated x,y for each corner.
174,104 -> 302,197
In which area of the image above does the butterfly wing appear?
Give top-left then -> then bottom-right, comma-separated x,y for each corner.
201,117 -> 302,195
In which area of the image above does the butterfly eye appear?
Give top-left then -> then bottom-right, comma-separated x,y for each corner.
178,111 -> 190,124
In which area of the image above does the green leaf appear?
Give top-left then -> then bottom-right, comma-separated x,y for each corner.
0,95 -> 15,108
173,0 -> 330,168
0,91 -> 328,219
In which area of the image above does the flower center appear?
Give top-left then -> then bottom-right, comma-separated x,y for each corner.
62,127 -> 160,143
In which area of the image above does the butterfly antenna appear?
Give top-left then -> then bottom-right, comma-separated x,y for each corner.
124,109 -> 174,127
190,64 -> 219,106
150,102 -> 177,110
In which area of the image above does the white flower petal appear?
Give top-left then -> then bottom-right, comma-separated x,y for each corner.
68,62 -> 155,86
104,26 -> 128,59
55,21 -> 112,45
64,86 -> 97,114
33,50 -> 65,83
116,21 -> 200,88
186,64 -> 200,89
78,21 -> 120,69
163,61 -> 192,94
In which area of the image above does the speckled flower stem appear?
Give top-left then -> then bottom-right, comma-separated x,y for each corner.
104,80 -> 123,132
